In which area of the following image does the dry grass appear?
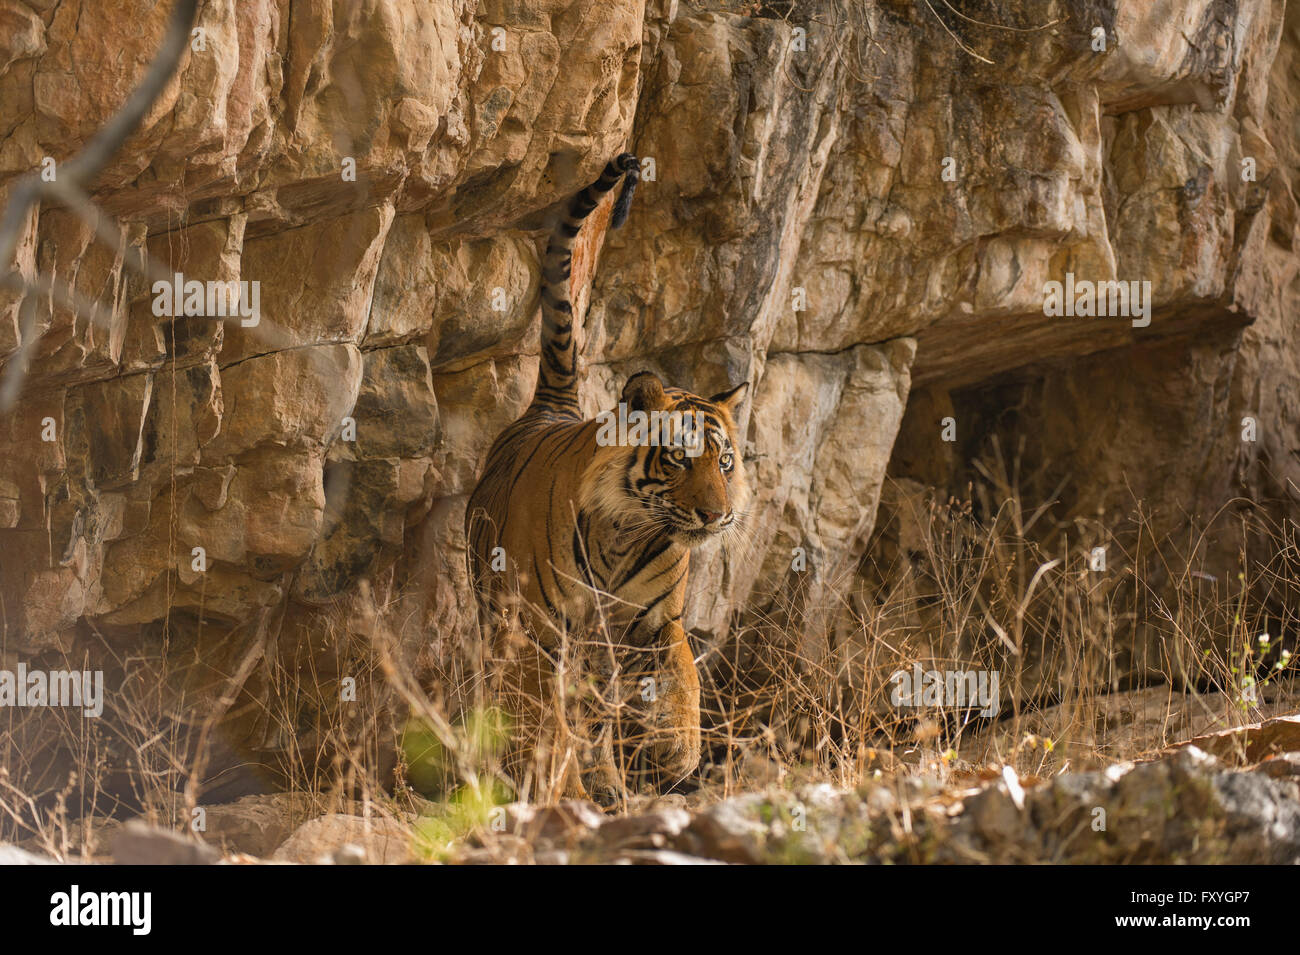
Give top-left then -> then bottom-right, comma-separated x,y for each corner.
3,441 -> 1296,860
696,440 -> 1300,790
1,0 -> 1292,865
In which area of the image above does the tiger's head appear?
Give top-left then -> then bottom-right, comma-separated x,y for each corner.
583,371 -> 751,547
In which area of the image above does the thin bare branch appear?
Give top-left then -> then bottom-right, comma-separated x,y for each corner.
0,0 -> 199,410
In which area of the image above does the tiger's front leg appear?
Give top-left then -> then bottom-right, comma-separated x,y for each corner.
618,619 -> 701,793
489,624 -> 592,805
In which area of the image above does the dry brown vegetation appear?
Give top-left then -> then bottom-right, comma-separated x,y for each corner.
3,452 -> 1296,860
0,0 -> 1294,864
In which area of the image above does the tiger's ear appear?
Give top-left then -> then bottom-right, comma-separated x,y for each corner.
622,371 -> 668,413
709,381 -> 749,413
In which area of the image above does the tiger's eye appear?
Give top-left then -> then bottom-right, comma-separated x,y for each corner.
719,452 -> 733,471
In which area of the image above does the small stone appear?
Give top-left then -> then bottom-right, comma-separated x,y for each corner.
113,820 -> 219,866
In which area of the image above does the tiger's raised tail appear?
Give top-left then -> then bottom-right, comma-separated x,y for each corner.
531,153 -> 639,416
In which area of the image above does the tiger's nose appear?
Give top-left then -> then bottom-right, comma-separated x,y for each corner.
698,509 -> 724,525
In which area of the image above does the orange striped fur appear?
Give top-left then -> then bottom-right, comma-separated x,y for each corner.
465,155 -> 750,804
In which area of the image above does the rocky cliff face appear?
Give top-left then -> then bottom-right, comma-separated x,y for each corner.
0,0 -> 1297,794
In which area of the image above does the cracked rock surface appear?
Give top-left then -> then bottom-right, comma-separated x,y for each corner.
0,1 -> 1297,785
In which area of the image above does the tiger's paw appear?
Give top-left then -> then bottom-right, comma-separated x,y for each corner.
581,765 -> 628,810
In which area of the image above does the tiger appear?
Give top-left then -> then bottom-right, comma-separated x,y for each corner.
464,153 -> 750,805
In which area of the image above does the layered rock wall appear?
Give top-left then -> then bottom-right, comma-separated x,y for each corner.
0,0 -> 1296,783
